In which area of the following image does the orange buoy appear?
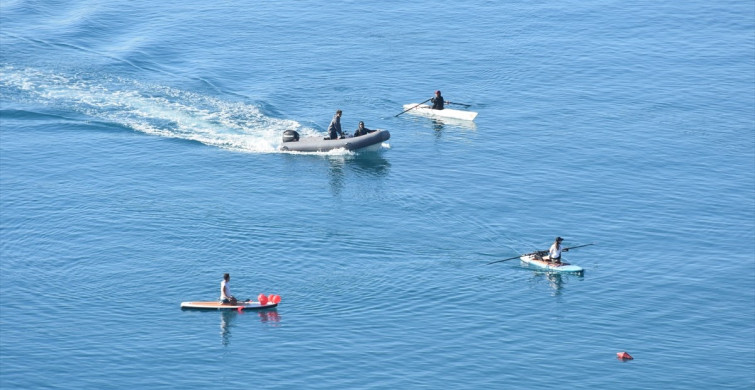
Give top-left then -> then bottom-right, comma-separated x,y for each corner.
617,352 -> 633,360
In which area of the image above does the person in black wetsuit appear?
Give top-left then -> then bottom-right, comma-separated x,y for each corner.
327,110 -> 343,139
353,121 -> 375,137
431,90 -> 445,110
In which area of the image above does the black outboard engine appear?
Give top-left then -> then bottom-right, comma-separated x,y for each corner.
282,130 -> 300,143
283,130 -> 299,142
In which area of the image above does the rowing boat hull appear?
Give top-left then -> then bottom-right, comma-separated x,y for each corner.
520,255 -> 584,274
180,301 -> 278,310
280,129 -> 390,152
403,103 -> 478,121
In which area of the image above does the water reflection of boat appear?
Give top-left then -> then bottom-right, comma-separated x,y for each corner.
281,150 -> 391,195
220,310 -> 236,346
220,309 -> 280,346
346,152 -> 391,176
429,117 -> 478,131
325,153 -> 391,194
527,271 -> 584,296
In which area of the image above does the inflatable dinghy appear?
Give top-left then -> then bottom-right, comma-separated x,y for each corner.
279,129 -> 390,152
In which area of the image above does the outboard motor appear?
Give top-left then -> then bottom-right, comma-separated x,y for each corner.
282,130 -> 300,143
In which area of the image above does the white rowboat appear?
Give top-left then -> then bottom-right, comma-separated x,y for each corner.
402,103 -> 478,121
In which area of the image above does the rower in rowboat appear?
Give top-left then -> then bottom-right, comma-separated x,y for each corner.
431,90 -> 446,110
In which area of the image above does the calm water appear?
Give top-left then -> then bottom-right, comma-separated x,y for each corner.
1,1 -> 754,389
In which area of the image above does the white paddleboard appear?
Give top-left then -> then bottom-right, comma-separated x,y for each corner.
180,301 -> 278,310
520,254 -> 584,274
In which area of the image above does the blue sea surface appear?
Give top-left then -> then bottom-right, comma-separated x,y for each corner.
1,1 -> 754,389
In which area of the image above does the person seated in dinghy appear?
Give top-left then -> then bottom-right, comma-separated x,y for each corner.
220,273 -> 237,305
543,237 -> 569,264
353,121 -> 375,137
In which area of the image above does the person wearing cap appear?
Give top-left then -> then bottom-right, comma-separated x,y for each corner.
353,121 -> 375,137
431,90 -> 446,110
545,237 -> 568,263
327,110 -> 344,140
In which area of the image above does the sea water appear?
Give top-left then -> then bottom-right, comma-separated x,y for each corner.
1,1 -> 753,388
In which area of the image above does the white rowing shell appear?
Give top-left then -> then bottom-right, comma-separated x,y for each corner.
403,103 -> 478,121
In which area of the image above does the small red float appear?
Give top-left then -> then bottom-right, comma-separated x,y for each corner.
617,352 -> 633,360
258,293 -> 268,305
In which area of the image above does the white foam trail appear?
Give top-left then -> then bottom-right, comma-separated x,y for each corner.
0,65 -> 318,153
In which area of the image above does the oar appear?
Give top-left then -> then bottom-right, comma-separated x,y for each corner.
563,243 -> 595,251
446,102 -> 471,108
485,243 -> 595,265
395,98 -> 432,117
486,251 -> 546,265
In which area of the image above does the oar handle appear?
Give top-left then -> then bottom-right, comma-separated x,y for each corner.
395,98 -> 432,117
446,101 -> 471,108
563,243 -> 595,251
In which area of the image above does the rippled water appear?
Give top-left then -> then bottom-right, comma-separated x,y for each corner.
1,1 -> 754,388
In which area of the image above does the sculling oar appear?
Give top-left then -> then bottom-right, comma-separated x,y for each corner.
562,243 -> 595,251
486,243 -> 595,265
486,251 -> 546,265
446,102 -> 471,108
395,98 -> 432,117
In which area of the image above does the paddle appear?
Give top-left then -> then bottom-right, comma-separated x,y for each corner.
486,243 -> 595,265
395,98 -> 432,117
446,102 -> 471,108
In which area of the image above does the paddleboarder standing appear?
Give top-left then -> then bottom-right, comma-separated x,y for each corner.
220,273 -> 237,305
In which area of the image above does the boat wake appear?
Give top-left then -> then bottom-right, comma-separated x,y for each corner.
0,65 -> 327,154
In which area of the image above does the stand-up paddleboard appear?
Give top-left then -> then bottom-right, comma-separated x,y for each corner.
181,301 -> 278,311
520,254 -> 584,275
402,103 -> 478,121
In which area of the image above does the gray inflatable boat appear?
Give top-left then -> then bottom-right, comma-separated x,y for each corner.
279,129 -> 390,152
